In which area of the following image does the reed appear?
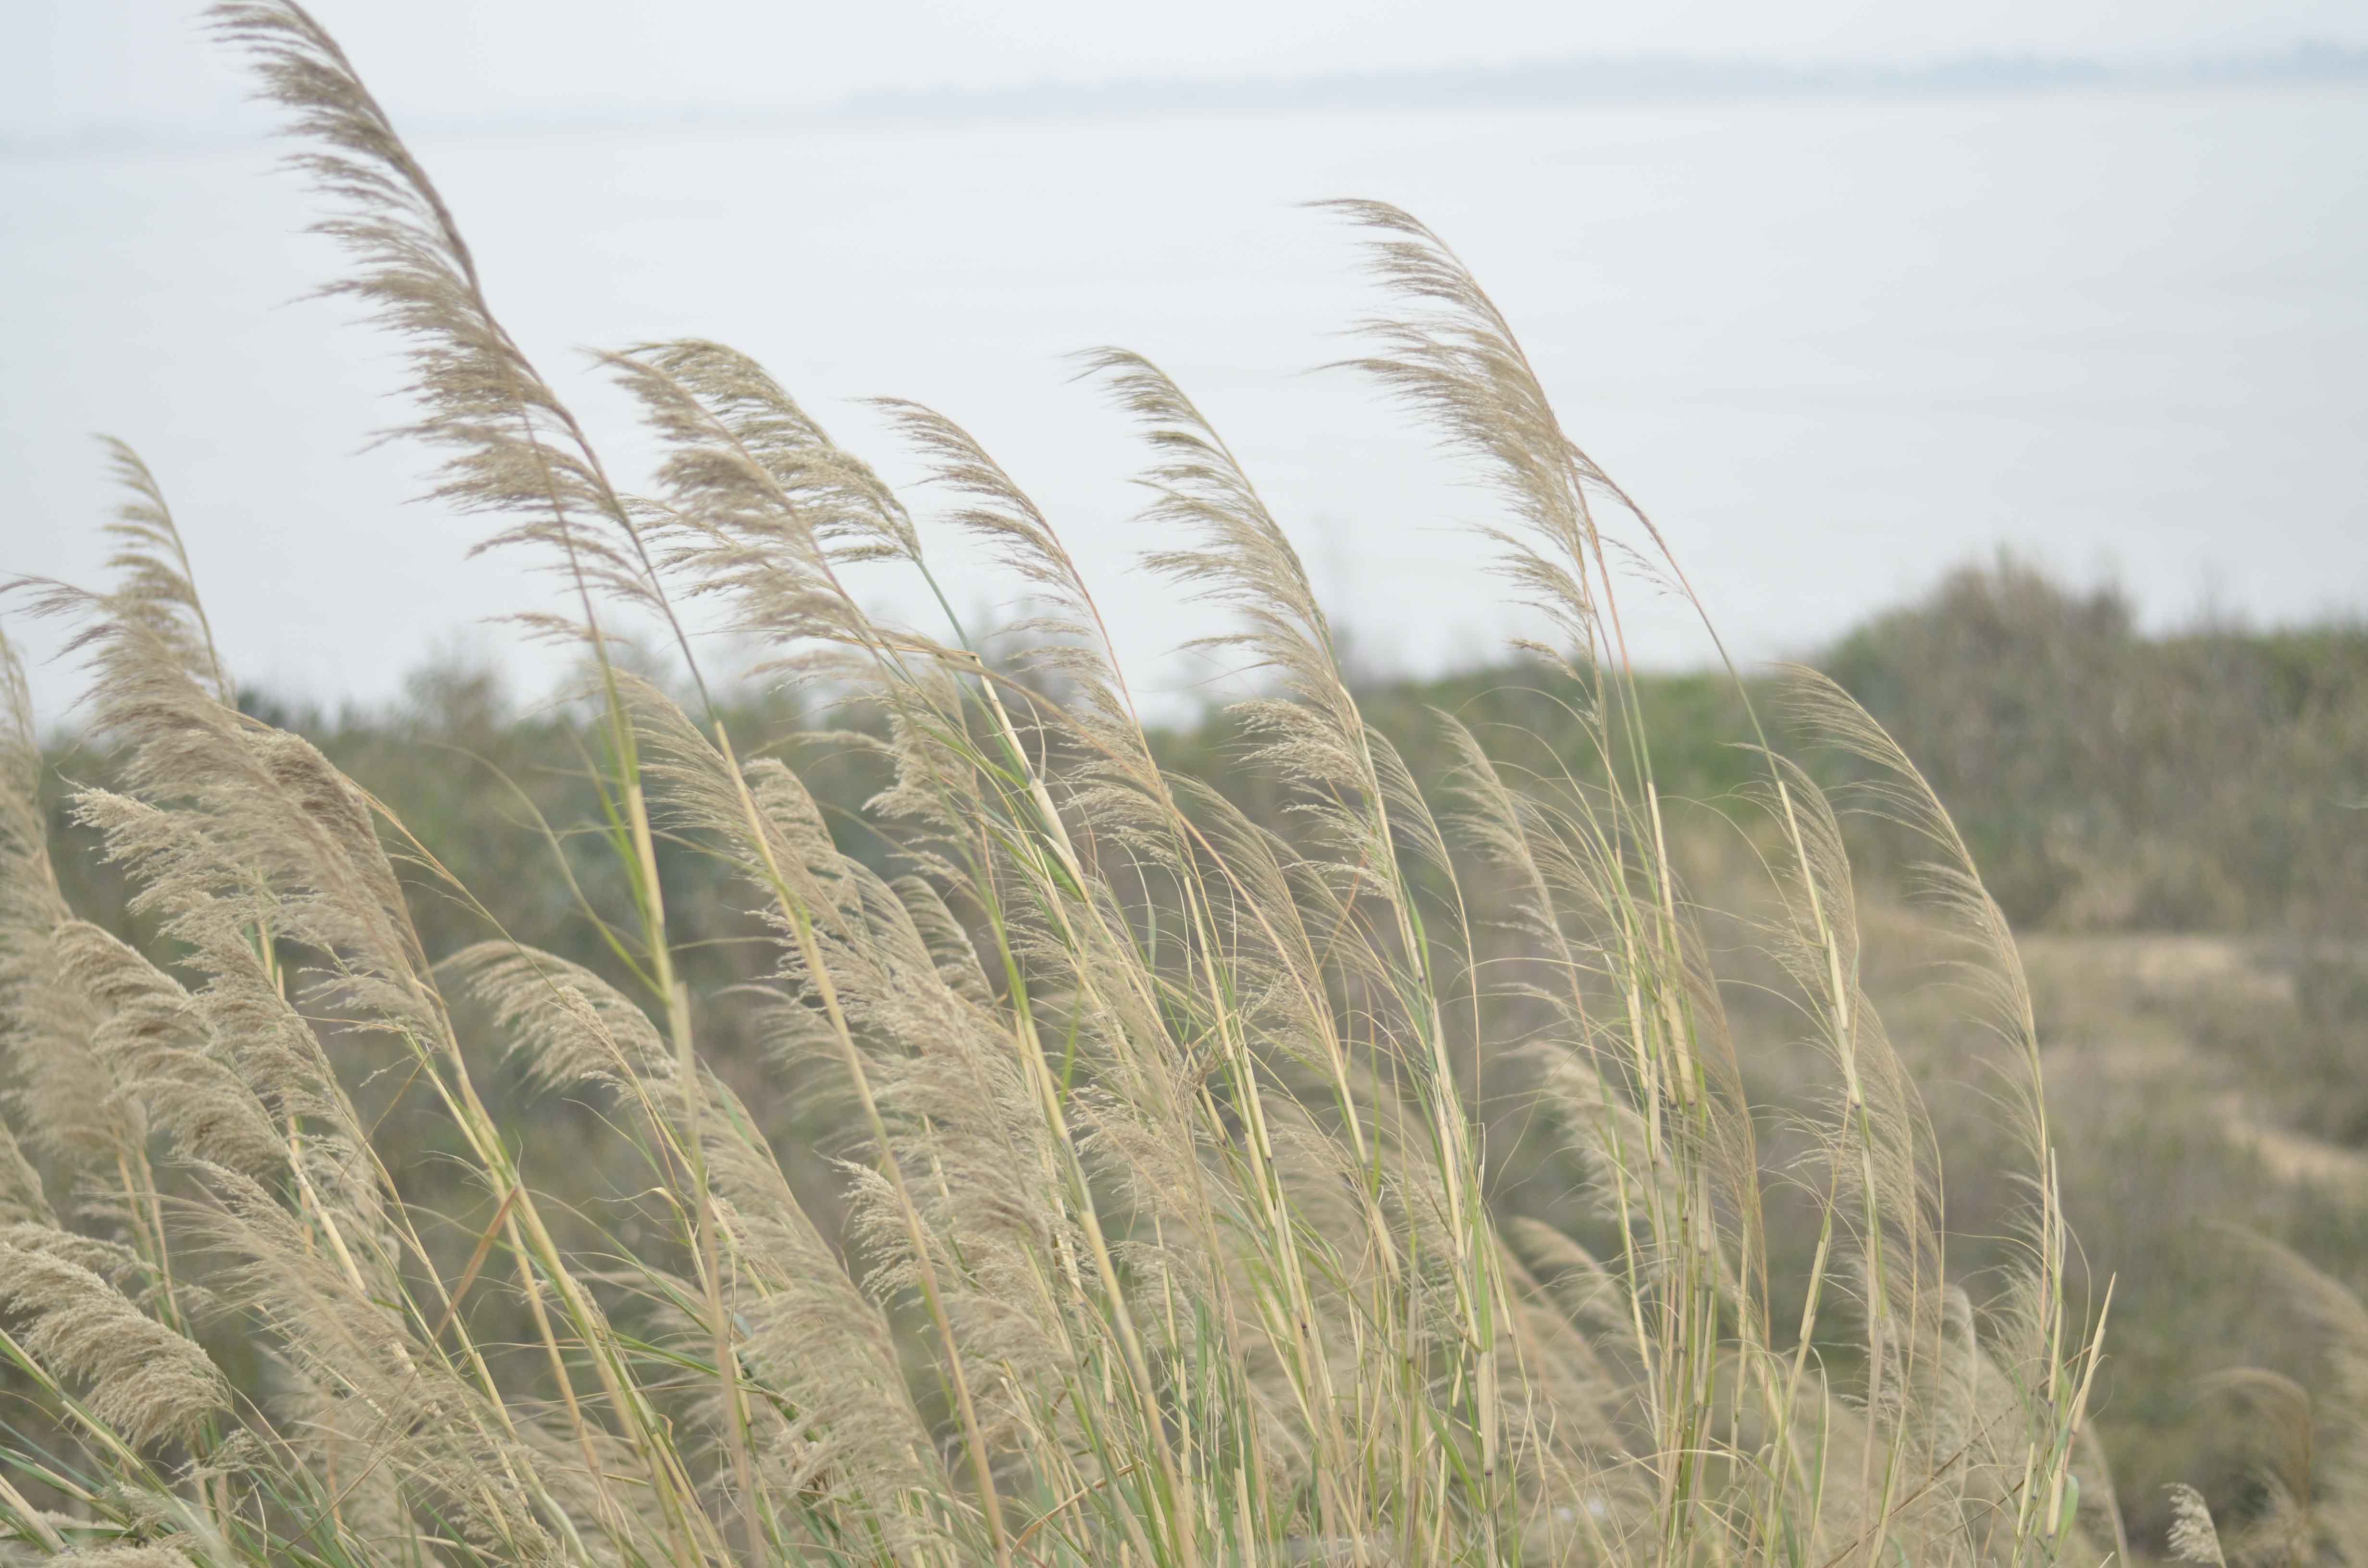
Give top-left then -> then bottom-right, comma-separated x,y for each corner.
0,4 -> 2156,1563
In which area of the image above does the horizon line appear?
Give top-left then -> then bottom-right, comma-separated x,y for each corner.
7,38 -> 2366,158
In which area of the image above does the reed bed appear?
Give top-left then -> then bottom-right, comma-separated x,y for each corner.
0,4 -> 2160,1563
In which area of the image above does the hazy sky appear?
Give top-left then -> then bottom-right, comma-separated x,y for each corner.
12,0 -> 2368,139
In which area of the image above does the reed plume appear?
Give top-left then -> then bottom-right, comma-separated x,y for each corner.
0,5 -> 2148,1565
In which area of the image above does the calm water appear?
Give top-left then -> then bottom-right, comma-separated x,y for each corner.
4,86 -> 2364,721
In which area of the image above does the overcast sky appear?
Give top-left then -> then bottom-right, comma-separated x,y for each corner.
11,0 -> 2368,141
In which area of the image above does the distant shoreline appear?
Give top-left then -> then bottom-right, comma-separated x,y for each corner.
841,42 -> 2368,120
8,41 -> 2366,159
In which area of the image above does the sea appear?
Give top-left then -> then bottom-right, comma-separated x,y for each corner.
3,83 -> 2363,722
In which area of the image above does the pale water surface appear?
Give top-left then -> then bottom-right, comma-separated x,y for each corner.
3,86 -> 2363,721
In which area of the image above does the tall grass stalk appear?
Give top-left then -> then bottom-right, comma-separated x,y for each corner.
0,4 -> 2122,1564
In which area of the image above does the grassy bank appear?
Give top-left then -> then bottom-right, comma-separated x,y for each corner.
27,556 -> 2368,1566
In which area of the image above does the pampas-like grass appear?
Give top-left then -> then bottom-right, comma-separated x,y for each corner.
0,4 -> 2196,1565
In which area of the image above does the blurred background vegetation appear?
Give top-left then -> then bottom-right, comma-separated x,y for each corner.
32,554 -> 2368,1556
